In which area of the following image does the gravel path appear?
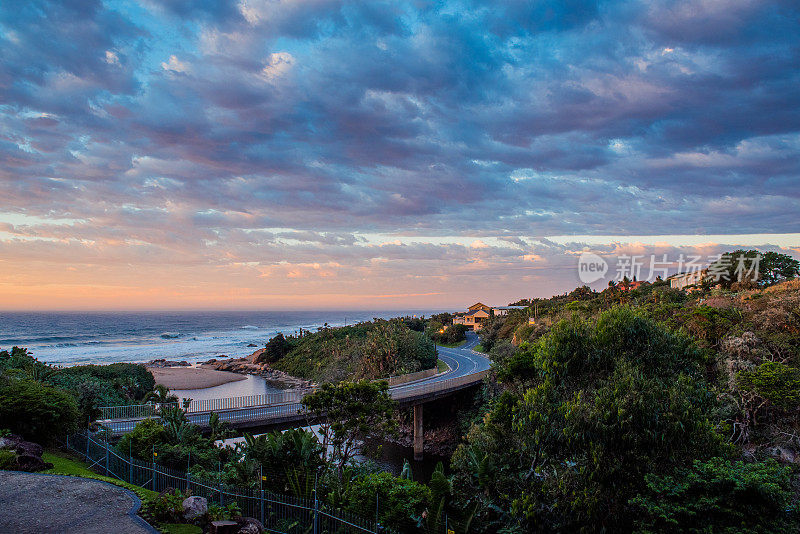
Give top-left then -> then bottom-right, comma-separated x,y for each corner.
0,471 -> 157,534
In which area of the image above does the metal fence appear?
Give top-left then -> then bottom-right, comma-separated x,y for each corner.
65,431 -> 378,534
100,391 -> 307,420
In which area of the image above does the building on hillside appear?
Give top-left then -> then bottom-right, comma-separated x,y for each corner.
452,303 -> 527,331
492,305 -> 528,316
617,280 -> 644,292
669,269 -> 708,290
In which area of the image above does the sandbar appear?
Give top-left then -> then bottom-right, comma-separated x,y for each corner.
148,366 -> 247,390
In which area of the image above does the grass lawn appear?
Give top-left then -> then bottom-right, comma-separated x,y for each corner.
436,359 -> 450,373
43,449 -> 157,500
436,339 -> 467,348
474,344 -> 485,352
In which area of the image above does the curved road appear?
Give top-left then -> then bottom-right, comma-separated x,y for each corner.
391,331 -> 489,394
104,332 -> 491,433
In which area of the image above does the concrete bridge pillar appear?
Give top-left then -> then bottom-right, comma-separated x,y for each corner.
413,404 -> 423,461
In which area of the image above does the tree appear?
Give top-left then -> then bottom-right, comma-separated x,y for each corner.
0,380 -> 80,444
452,308 -> 725,532
144,384 -> 178,405
342,471 -> 431,531
708,249 -> 799,288
238,428 -> 324,495
760,251 -> 800,286
258,333 -> 291,363
302,380 -> 396,477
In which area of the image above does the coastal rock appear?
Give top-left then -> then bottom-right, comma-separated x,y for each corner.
247,343 -> 258,348
236,517 -> 264,534
148,359 -> 191,368
182,495 -> 208,521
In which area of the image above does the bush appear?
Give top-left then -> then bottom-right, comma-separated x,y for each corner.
116,418 -> 168,460
0,380 -> 80,443
631,457 -> 799,533
738,361 -> 800,411
0,449 -> 16,470
143,489 -> 186,523
342,472 -> 431,530
432,324 -> 468,345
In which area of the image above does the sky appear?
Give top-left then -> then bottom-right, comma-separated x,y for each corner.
0,0 -> 799,311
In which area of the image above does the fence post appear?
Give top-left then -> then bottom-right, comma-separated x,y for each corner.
105,441 -> 109,476
313,481 -> 319,534
376,492 -> 380,534
152,445 -> 156,492
129,441 -> 133,483
86,429 -> 90,460
260,489 -> 265,527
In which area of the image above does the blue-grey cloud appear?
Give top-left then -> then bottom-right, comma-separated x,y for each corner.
1,0 -> 798,246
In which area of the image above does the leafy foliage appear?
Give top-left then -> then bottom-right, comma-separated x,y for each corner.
342,472 -> 431,530
453,308 -> 725,532
302,380 -> 396,475
738,361 -> 800,411
630,457 -> 798,533
0,379 -> 80,443
258,319 -> 436,382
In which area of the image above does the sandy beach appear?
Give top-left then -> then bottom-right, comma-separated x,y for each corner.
148,366 -> 247,390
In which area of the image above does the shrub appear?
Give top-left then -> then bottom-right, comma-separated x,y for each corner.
342,472 -> 431,530
0,449 -> 17,470
738,361 -> 800,411
631,457 -> 799,533
143,489 -> 186,523
116,418 -> 168,460
0,380 -> 80,443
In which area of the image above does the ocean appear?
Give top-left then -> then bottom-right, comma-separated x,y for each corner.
0,310 -> 439,366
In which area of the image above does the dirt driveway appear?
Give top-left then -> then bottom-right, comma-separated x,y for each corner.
0,471 -> 157,534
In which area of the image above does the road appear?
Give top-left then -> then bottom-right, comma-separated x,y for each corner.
102,332 -> 492,434
391,331 -> 489,395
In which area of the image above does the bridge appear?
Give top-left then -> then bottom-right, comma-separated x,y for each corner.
100,333 -> 491,459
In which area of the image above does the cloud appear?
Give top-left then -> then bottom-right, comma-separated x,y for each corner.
0,0 -> 798,308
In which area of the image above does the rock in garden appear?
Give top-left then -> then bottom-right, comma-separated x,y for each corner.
182,495 -> 208,521
236,517 -> 264,534
16,453 -> 52,472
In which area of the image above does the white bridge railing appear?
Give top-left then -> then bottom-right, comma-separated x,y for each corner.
100,390 -> 307,421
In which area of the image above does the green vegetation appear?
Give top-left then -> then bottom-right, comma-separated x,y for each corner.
258,319 -> 436,383
447,271 -> 800,532
708,249 -> 799,289
0,379 -> 80,443
428,323 -> 468,345
5,252 -> 799,533
631,457 -> 797,533
302,380 -> 397,476
0,346 -> 155,428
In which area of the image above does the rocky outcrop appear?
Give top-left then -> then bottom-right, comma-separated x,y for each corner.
0,434 -> 52,472
148,359 -> 191,368
182,495 -> 208,521
201,349 -> 315,389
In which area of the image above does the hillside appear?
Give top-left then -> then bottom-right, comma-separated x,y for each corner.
256,318 -> 437,383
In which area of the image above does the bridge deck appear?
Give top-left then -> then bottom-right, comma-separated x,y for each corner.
100,333 -> 491,435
